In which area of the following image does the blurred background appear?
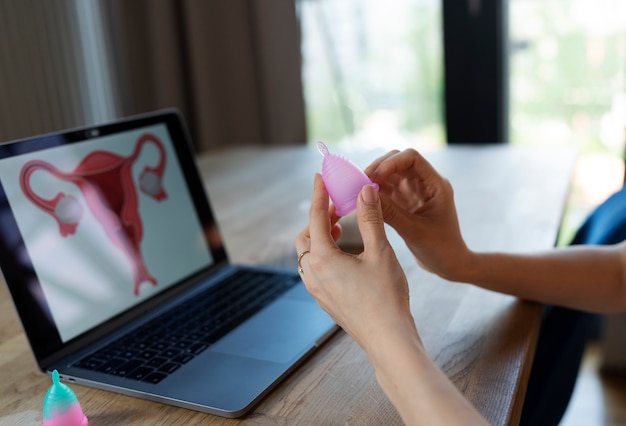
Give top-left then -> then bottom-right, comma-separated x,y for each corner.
299,0 -> 626,244
301,0 -> 626,158
2,0 -> 624,241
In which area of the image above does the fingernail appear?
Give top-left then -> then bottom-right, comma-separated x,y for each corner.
362,184 -> 379,204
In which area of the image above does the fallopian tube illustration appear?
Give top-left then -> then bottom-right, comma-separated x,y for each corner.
19,133 -> 167,296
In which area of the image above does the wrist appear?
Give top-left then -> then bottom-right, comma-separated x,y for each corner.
367,320 -> 489,425
438,247 -> 481,284
366,323 -> 426,394
366,319 -> 422,362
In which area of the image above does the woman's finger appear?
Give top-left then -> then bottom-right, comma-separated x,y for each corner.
370,149 -> 440,184
308,174 -> 336,254
364,150 -> 400,176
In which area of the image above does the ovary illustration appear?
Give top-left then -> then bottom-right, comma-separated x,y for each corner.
20,133 -> 167,296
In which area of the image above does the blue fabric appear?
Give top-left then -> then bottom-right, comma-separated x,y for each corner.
520,186 -> 626,426
570,187 -> 626,245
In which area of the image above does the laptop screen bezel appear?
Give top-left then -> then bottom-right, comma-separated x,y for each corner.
0,109 -> 228,367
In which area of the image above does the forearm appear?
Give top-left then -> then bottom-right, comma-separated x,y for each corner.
453,242 -> 626,313
367,327 -> 488,426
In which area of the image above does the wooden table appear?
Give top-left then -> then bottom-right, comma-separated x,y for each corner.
0,144 -> 576,425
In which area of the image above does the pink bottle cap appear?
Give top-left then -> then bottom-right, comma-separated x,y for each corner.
317,141 -> 378,216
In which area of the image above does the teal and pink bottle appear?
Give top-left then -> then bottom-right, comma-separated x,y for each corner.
43,370 -> 88,426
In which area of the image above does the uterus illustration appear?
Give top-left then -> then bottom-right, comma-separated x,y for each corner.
19,133 -> 167,296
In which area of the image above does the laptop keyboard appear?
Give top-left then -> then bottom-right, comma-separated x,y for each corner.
72,269 -> 299,384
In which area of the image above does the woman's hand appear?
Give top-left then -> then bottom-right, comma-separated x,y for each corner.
294,173 -> 488,425
366,149 -> 474,282
295,174 -> 416,353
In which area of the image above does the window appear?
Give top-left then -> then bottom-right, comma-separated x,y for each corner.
510,0 -> 626,157
510,0 -> 626,242
298,0 -> 445,150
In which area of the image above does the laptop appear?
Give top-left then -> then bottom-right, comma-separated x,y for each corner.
0,109 -> 337,418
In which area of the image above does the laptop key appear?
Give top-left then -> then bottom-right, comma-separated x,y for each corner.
127,366 -> 154,381
160,348 -> 180,359
97,357 -> 127,374
142,371 -> 167,384
119,349 -> 138,359
111,360 -> 143,377
145,357 -> 169,369
136,349 -> 160,360
158,362 -> 182,374
151,341 -> 169,351
172,339 -> 194,349
74,358 -> 104,370
171,353 -> 194,364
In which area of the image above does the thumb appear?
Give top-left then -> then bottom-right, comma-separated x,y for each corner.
356,184 -> 388,252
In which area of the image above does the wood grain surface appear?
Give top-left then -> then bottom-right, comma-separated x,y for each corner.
0,144 -> 575,425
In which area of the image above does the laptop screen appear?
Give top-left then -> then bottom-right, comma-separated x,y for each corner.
0,111 -> 226,360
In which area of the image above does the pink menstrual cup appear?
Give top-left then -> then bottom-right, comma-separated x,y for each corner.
317,141 -> 378,216
43,370 -> 88,426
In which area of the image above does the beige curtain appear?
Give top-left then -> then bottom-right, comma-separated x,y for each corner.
102,0 -> 307,152
0,0 -> 113,142
0,0 -> 306,152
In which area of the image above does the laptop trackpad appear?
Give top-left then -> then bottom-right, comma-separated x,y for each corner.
209,299 -> 332,364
